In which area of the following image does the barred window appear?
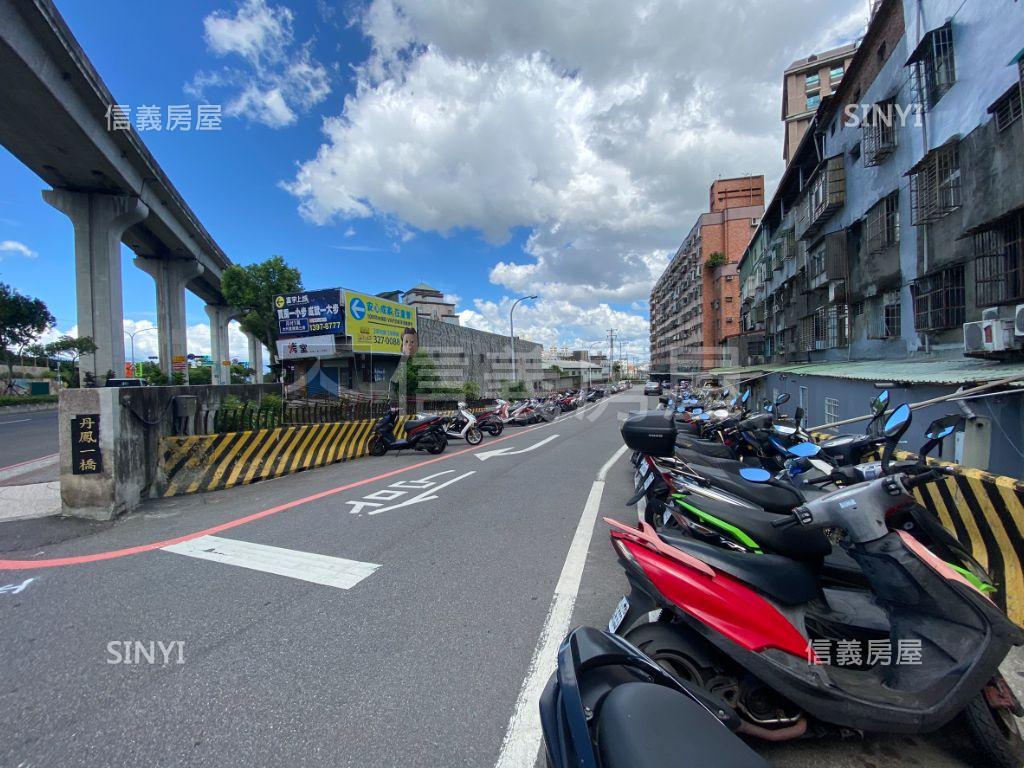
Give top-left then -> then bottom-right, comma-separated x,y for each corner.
801,304 -> 848,351
974,209 -> 1024,306
865,191 -> 900,254
908,22 -> 956,111
868,290 -> 902,339
908,143 -> 961,225
863,100 -> 899,166
988,83 -> 1022,132
911,264 -> 966,331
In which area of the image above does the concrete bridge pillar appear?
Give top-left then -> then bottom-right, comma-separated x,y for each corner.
204,304 -> 235,385
243,330 -> 264,383
42,190 -> 149,383
134,256 -> 204,381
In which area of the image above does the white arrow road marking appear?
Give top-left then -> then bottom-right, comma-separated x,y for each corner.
366,470 -> 476,515
161,535 -> 380,589
475,434 -> 560,461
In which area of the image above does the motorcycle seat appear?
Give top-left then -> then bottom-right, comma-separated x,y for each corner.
659,534 -> 821,606
675,437 -> 734,460
598,682 -> 769,768
695,466 -> 804,514
405,415 -> 439,430
674,447 -> 746,472
674,493 -> 831,561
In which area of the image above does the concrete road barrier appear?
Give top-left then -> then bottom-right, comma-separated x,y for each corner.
159,416 -> 411,497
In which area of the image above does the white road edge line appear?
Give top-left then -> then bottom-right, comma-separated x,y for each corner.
0,452 -> 59,483
494,443 -> 629,768
161,535 -> 381,589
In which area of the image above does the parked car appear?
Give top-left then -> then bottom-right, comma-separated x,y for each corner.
643,380 -> 662,396
105,378 -> 148,387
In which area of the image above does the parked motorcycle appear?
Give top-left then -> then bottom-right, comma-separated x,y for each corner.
477,399 -> 509,436
443,401 -> 484,445
609,403 -> 1024,767
367,405 -> 448,456
540,626 -> 768,768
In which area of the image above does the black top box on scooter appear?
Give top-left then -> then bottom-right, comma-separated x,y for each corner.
621,410 -> 677,457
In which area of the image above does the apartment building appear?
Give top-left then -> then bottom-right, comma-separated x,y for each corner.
650,176 -> 764,376
782,43 -> 857,165
735,0 -> 1024,475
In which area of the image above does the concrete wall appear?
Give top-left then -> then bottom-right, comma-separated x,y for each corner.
59,383 -> 280,519
418,317 -> 543,395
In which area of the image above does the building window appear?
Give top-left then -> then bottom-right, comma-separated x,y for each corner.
806,92 -> 821,111
824,397 -> 840,424
988,83 -> 1023,132
908,143 -> 961,225
805,73 -> 820,90
863,99 -> 899,165
830,65 -> 844,81
911,264 -> 966,331
869,290 -> 902,339
974,209 -> 1024,306
908,21 -> 956,111
866,191 -> 900,254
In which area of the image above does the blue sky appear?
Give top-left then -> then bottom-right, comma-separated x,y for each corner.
0,0 -> 864,362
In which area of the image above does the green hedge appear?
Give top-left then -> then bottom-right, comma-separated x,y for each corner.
0,394 -> 58,407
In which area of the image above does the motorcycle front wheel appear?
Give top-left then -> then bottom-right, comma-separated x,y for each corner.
486,422 -> 504,436
465,426 -> 483,445
962,683 -> 1024,768
426,435 -> 447,454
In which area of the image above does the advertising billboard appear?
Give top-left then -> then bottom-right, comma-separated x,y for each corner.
276,334 -> 338,360
344,289 -> 417,354
274,289 -> 344,337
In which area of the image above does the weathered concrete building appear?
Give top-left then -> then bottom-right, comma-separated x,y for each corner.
732,0 -> 1024,474
650,177 -> 764,376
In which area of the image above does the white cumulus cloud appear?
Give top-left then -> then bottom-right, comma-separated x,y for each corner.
188,0 -> 331,128
0,240 -> 37,259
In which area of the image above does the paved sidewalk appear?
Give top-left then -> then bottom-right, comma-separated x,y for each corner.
0,454 -> 61,522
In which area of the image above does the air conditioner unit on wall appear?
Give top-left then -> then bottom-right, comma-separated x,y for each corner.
1014,304 -> 1024,336
964,320 -> 1009,353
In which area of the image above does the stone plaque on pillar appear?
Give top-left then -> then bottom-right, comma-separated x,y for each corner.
71,413 -> 103,475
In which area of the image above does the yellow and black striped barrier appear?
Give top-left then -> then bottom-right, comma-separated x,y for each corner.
910,465 -> 1024,624
159,416 -> 410,497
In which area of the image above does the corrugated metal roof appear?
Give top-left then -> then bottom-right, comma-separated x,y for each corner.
710,357 -> 1024,385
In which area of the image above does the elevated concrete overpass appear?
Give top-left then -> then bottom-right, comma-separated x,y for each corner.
0,0 -> 262,383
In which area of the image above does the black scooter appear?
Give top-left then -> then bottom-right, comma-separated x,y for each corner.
367,405 -> 447,456
540,626 -> 768,768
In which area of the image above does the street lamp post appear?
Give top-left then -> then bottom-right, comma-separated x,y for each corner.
509,295 -> 537,388
124,327 -> 158,378
583,340 -> 606,390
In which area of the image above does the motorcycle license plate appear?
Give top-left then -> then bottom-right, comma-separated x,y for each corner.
608,597 -> 630,633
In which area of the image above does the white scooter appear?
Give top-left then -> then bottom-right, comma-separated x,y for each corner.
443,402 -> 484,445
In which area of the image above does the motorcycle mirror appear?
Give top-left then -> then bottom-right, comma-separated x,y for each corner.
883,403 -> 912,437
692,408 -> 703,415
871,389 -> 890,416
722,388 -> 730,397
918,414 -> 965,464
700,413 -> 712,421
775,392 -> 791,406
881,403 -> 912,473
787,441 -> 821,458
741,389 -> 751,404
739,467 -> 772,483
730,397 -> 737,407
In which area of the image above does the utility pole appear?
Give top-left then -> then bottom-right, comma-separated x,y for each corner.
607,328 -> 618,381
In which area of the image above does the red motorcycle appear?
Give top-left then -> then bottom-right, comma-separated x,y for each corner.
608,403 -> 1024,766
476,399 -> 509,436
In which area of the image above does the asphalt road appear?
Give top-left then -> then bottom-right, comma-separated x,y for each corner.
0,393 -> 1012,767
0,408 -> 57,469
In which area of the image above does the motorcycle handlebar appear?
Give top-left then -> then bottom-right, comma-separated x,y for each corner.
901,467 -> 953,491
